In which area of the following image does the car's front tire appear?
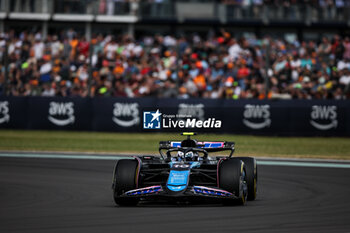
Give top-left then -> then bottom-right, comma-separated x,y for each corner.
236,157 -> 257,201
113,159 -> 140,206
218,158 -> 248,206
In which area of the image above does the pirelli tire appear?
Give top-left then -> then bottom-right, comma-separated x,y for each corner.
218,158 -> 248,206
112,159 -> 140,206
236,157 -> 257,201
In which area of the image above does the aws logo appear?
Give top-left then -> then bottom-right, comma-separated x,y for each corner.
310,105 -> 337,130
0,101 -> 10,124
112,103 -> 140,127
177,103 -> 205,120
243,104 -> 271,129
48,102 -> 75,126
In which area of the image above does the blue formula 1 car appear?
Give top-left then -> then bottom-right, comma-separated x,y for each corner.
112,133 -> 257,206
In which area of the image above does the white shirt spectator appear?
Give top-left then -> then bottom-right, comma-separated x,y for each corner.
158,69 -> 168,81
339,73 -> 350,85
77,66 -> 89,81
290,59 -> 301,68
291,70 -> 299,81
143,36 -> 154,46
8,42 -> 15,55
51,40 -> 61,57
164,35 -> 176,47
15,40 -> 22,50
133,44 -> 143,57
124,42 -> 136,57
8,39 -> 21,55
34,42 -> 44,60
299,47 -> 306,57
337,60 -> 350,70
229,43 -> 242,61
40,62 -> 52,74
105,42 -> 118,60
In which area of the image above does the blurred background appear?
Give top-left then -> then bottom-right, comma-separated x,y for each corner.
0,0 -> 350,137
0,0 -> 349,99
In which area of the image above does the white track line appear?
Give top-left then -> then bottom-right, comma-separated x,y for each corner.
0,152 -> 349,168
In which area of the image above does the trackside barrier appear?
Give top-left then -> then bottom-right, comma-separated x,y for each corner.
0,96 -> 349,136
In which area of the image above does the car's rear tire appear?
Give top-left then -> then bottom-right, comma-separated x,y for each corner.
236,157 -> 257,201
218,158 -> 247,206
113,159 -> 140,206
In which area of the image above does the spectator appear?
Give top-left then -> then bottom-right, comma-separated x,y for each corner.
0,29 -> 349,99
41,83 -> 55,96
33,34 -> 44,60
317,37 -> 332,62
228,38 -> 242,61
343,37 -> 350,60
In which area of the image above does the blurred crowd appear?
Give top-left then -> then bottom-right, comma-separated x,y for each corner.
0,29 -> 350,99
9,0 -> 350,14
222,0 -> 348,5
222,0 -> 350,20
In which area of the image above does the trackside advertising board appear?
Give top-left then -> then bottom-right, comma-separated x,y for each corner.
0,96 -> 349,136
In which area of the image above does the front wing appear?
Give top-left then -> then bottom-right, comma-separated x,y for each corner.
120,185 -> 238,200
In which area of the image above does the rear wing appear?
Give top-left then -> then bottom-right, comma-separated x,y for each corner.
159,141 -> 235,157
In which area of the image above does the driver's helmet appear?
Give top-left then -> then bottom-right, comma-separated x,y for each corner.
185,151 -> 199,161
176,151 -> 184,161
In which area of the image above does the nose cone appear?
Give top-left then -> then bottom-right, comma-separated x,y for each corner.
166,170 -> 190,192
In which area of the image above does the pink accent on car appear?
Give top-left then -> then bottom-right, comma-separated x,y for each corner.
193,186 -> 233,195
127,185 -> 163,193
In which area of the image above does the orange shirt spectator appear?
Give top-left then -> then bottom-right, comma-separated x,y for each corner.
194,74 -> 206,90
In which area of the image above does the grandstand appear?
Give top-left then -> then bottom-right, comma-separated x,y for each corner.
0,0 -> 350,99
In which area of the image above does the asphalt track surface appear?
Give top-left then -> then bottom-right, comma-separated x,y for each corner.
1,155 -> 350,233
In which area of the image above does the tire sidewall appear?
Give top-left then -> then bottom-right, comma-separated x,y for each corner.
113,159 -> 140,206
218,158 -> 247,205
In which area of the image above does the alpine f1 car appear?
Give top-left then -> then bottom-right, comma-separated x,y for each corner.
112,133 -> 257,206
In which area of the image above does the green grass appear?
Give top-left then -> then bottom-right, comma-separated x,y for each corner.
0,130 -> 349,160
